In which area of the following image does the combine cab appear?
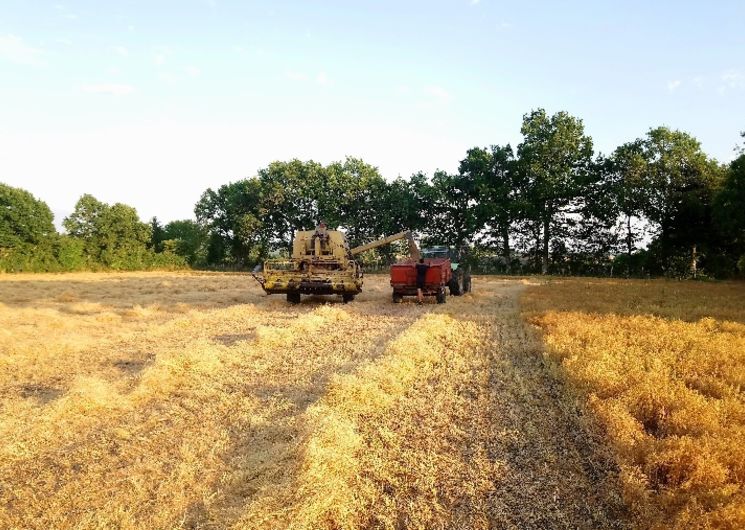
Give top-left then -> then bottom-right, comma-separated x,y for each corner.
253,224 -> 417,303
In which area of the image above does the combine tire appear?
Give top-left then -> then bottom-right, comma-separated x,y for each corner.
287,292 -> 301,304
436,288 -> 447,304
392,292 -> 403,303
342,293 -> 355,304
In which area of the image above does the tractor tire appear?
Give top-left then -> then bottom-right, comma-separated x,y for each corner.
448,270 -> 463,296
342,293 -> 355,304
436,288 -> 447,304
448,277 -> 461,296
392,292 -> 403,304
287,292 -> 301,304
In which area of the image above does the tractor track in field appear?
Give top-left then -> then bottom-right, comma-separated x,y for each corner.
478,284 -> 628,529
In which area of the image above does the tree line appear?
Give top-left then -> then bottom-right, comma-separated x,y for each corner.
2,108 -> 744,277
0,191 -> 186,272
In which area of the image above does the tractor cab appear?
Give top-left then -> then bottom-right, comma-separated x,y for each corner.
422,246 -> 464,269
421,245 -> 472,294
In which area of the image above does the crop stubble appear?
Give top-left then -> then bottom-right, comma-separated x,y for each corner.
1,272 -> 626,529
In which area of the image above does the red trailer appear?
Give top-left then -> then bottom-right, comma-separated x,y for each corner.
390,258 -> 452,303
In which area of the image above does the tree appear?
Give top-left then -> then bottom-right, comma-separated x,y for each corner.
149,217 -> 166,252
0,183 -> 56,249
378,173 -> 434,236
63,194 -> 107,243
714,153 -> 745,274
64,195 -> 153,269
605,141 -> 654,258
195,178 -> 266,266
163,220 -> 208,266
458,145 -> 521,271
258,159 -> 327,250
424,169 -> 483,249
0,183 -> 58,271
517,109 -> 594,274
322,157 -> 389,247
642,127 -> 725,277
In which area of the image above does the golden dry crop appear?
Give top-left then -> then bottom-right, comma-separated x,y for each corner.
522,278 -> 745,529
0,271 -> 628,529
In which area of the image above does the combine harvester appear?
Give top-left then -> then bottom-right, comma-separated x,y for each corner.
253,223 -> 418,303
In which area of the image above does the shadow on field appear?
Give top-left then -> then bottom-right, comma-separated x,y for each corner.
191,280 -> 629,529
186,306 -> 422,527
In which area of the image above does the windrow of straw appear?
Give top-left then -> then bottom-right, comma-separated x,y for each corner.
0,286 -> 366,529
238,313 -> 500,530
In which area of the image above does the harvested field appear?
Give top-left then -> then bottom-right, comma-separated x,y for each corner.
0,272 -> 627,529
523,278 -> 745,529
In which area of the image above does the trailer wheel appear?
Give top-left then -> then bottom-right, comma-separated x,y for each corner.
436,288 -> 446,304
392,293 -> 403,303
287,292 -> 301,304
342,293 -> 355,303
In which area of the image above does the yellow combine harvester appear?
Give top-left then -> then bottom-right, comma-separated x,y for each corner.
253,223 -> 418,303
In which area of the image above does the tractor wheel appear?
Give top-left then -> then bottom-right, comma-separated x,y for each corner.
392,292 -> 403,304
342,293 -> 355,304
436,288 -> 447,304
449,269 -> 464,296
287,292 -> 301,304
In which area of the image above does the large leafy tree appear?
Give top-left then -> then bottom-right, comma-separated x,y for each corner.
378,172 -> 434,236
163,219 -> 208,266
0,183 -> 56,249
641,127 -> 725,277
458,144 -> 521,271
427,162 -> 494,250
63,194 -> 107,242
714,152 -> 745,274
64,195 -> 152,269
604,141 -> 654,257
195,178 -> 265,266
517,109 -> 594,273
258,159 -> 327,249
323,157 -> 388,247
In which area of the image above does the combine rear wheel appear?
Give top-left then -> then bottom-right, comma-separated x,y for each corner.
287,292 -> 301,304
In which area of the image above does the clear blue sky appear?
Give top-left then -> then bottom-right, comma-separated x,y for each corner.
1,0 -> 743,225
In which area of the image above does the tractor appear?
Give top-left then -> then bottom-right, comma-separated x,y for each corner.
420,245 -> 472,295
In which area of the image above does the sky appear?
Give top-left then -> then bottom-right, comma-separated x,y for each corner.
1,0 -> 744,227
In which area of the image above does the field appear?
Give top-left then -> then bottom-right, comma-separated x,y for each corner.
0,272 -> 743,529
523,278 -> 745,529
